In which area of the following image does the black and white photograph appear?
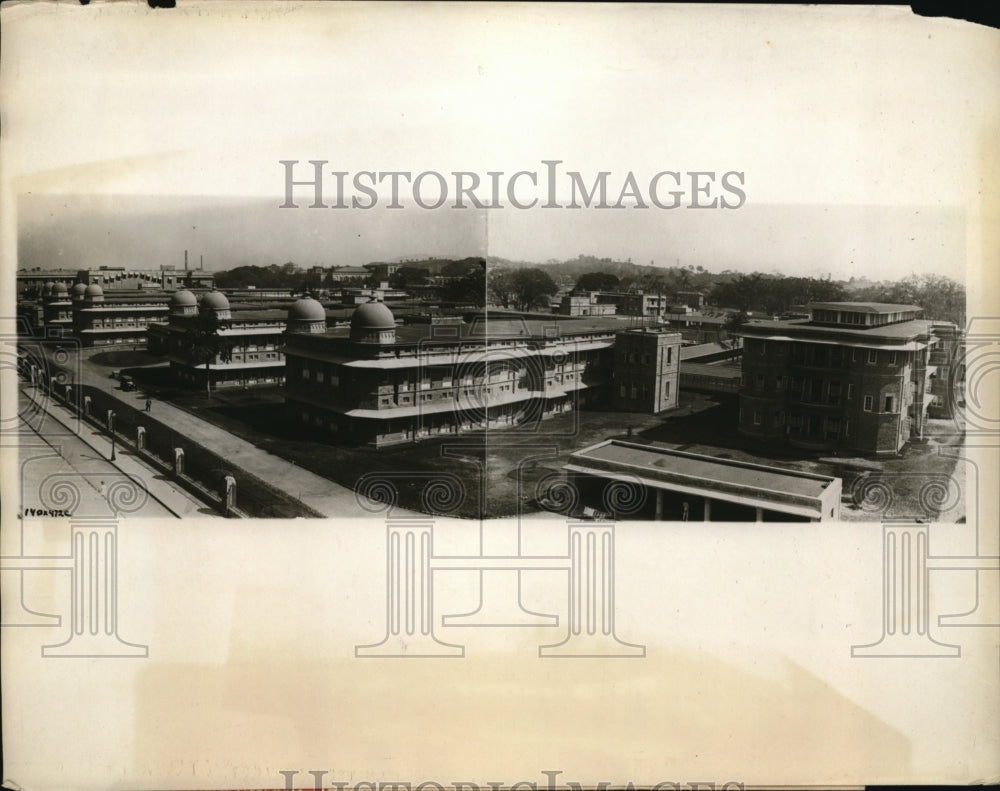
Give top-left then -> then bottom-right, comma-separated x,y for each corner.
2,3 -> 998,790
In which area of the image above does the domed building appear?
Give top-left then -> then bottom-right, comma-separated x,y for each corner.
349,301 -> 396,344
282,303 -> 629,447
169,289 -> 198,318
148,290 -> 289,391
199,290 -> 232,320
41,282 -> 74,335
286,296 -> 328,334
71,282 -> 171,347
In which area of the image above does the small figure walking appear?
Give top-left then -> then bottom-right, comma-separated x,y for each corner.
145,398 -> 152,412
682,501 -> 690,522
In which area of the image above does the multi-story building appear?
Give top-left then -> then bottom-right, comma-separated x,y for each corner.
557,292 -> 618,317
282,301 -> 665,446
735,302 -> 953,456
611,328 -> 681,413
147,290 -> 288,389
597,292 -> 669,318
76,265 -> 214,292
16,271 -> 79,296
71,284 -> 171,347
675,291 -> 706,309
41,283 -> 74,336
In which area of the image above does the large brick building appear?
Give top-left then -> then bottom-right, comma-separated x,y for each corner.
611,328 -> 682,414
147,290 -> 288,389
282,301 -> 675,446
735,302 -> 959,456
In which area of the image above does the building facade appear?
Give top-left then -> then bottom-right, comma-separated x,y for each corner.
71,284 -> 170,347
558,293 -> 618,317
283,303 -> 671,447
611,328 -> 681,413
736,302 -> 954,456
147,290 -> 288,389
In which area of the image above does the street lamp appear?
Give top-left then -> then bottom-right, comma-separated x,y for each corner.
109,410 -> 117,462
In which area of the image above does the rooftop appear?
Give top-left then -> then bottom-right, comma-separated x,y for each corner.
566,440 -> 838,516
738,317 -> 933,343
808,301 -> 923,314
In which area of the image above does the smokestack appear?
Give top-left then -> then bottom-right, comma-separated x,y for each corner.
184,250 -> 188,271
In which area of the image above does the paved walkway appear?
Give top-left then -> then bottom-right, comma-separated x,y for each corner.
20,388 -> 209,518
36,377 -> 408,519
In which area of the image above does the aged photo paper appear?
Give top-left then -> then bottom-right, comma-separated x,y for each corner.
2,2 -> 998,789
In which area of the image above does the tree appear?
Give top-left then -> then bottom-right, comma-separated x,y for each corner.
441,258 -> 484,279
442,265 -> 486,306
184,308 -> 234,397
574,271 -> 620,292
488,269 -> 517,308
510,268 -> 558,311
389,266 -> 430,290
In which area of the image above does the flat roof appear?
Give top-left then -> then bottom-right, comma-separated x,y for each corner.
574,440 -> 831,498
738,317 -> 932,342
679,362 -> 742,378
809,301 -> 922,313
680,342 -> 730,360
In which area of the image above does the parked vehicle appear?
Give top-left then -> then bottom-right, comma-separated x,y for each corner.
119,375 -> 136,392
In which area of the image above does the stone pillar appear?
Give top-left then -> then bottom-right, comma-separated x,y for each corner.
541,521 -> 645,657
442,519 -> 557,627
703,498 -> 712,522
654,490 -> 664,520
755,507 -> 764,523
42,518 -> 148,657
223,475 -> 237,514
356,519 -> 463,657
136,426 -> 145,451
852,524 -> 960,657
173,448 -> 184,477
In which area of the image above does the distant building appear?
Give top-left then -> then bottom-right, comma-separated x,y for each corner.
364,262 -> 401,280
71,284 -> 170,347
611,328 -> 681,413
675,291 -> 706,309
76,266 -> 214,292
328,266 -> 372,282
16,270 -> 79,295
613,292 -> 669,318
41,283 -> 74,336
558,292 -> 617,317
736,302 -> 957,456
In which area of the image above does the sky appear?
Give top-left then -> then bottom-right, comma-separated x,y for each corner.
16,194 -> 964,283
3,3 -> 996,284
